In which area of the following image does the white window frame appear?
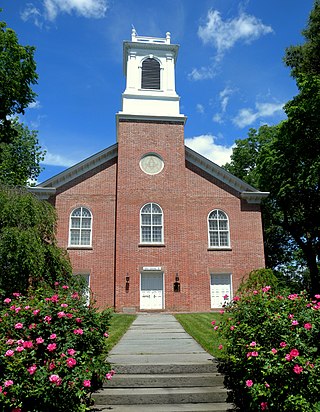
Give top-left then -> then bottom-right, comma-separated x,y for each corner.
208,209 -> 230,249
140,203 -> 164,244
68,206 -> 92,248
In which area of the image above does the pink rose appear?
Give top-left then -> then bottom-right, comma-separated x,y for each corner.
73,328 -> 84,335
49,374 -> 62,385
3,298 -> 11,304
106,373 -> 113,380
251,351 -> 259,357
23,341 -> 33,348
66,357 -> 77,368
47,343 -> 57,352
36,337 -> 44,344
304,323 -> 312,330
291,320 -> 299,326
44,316 -> 52,323
250,341 -> 257,347
83,380 -> 91,387
293,364 -> 303,374
57,311 -> 66,318
5,349 -> 14,357
4,380 -> 13,387
27,365 -> 37,375
16,346 -> 24,352
60,303 -> 68,308
280,342 -> 287,348
246,379 -> 253,387
33,309 -> 40,315
261,402 -> 268,410
50,334 -> 57,340
271,348 -> 277,354
67,348 -> 76,356
14,322 -> 23,329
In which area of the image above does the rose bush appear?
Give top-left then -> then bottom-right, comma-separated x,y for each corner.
215,288 -> 320,411
0,282 -> 113,412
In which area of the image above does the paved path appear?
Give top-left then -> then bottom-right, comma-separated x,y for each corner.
92,313 -> 234,411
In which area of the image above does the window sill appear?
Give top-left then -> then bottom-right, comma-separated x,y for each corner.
208,247 -> 232,251
139,243 -> 165,247
67,246 -> 93,250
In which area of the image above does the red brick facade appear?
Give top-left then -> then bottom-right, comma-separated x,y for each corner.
35,32 -> 267,312
44,118 -> 266,312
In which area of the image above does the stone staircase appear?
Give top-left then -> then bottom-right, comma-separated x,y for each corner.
91,314 -> 234,411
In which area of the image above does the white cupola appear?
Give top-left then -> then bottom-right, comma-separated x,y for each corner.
118,29 -> 184,119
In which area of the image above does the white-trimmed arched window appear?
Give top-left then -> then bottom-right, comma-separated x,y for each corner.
208,209 -> 230,248
141,58 -> 160,90
69,207 -> 92,247
140,203 -> 163,244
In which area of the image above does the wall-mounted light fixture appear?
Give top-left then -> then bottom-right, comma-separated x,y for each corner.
125,274 -> 130,292
174,273 -> 180,292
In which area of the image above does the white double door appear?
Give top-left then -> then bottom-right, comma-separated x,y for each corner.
210,273 -> 232,308
140,272 -> 164,310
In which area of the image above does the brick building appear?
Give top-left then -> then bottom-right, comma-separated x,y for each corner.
32,30 -> 268,312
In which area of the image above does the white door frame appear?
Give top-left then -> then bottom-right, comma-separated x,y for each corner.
140,271 -> 165,310
210,273 -> 232,308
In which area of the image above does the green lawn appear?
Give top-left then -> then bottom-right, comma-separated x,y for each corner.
105,313 -> 137,352
175,312 -> 226,359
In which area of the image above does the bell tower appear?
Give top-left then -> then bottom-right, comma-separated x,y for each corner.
118,28 -> 185,119
115,30 -> 189,312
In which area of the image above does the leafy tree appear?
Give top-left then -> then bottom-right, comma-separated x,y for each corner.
0,186 -> 72,296
0,14 -> 44,185
225,1 -> 320,295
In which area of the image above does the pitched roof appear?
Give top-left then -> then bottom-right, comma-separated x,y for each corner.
29,142 -> 268,204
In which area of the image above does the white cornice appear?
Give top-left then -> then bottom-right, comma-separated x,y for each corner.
185,146 -> 269,204
36,143 -> 118,190
28,187 -> 56,200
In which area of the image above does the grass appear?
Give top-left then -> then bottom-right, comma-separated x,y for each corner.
175,312 -> 226,359
105,313 -> 137,352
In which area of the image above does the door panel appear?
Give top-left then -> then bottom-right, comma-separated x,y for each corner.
210,273 -> 231,308
140,272 -> 163,310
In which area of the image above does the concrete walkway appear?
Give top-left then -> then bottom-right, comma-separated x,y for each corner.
92,313 -> 234,411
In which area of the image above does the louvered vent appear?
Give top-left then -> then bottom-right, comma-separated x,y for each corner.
141,58 -> 160,89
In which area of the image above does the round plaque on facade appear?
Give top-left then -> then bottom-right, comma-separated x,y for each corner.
140,153 -> 164,175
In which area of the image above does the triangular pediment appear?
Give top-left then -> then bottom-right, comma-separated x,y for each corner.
30,143 -> 268,204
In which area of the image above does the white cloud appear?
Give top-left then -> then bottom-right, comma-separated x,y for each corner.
28,100 -> 41,109
213,86 -> 235,123
196,104 -> 204,114
185,134 -> 234,166
198,9 -> 273,60
233,102 -> 284,128
21,4 -> 43,28
188,66 -> 215,81
21,0 -> 109,25
42,151 -> 79,167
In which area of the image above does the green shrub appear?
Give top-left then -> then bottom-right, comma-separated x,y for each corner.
215,288 -> 320,411
237,268 -> 280,294
0,282 -> 113,411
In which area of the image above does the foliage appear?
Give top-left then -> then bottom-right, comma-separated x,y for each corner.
224,1 -> 320,295
0,282 -> 113,412
0,186 -> 72,297
0,18 -> 37,122
0,15 -> 44,185
0,118 -> 44,186
215,288 -> 320,411
237,268 -> 281,294
175,312 -> 226,358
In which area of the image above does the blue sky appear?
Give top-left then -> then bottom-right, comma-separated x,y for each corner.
2,0 -> 315,183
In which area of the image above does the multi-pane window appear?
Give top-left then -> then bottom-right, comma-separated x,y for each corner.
69,207 -> 92,247
140,203 -> 163,243
208,209 -> 230,248
141,58 -> 160,90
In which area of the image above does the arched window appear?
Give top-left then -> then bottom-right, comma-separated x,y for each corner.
208,210 -> 230,248
140,203 -> 163,243
69,207 -> 92,247
141,58 -> 160,90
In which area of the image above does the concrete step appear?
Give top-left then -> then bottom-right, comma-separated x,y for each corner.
113,363 -> 219,374
92,403 -> 235,411
92,386 -> 229,405
105,373 -> 224,387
